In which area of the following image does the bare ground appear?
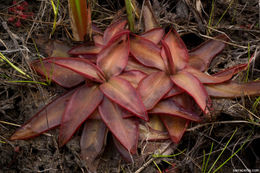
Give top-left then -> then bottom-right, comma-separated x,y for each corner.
0,0 -> 260,172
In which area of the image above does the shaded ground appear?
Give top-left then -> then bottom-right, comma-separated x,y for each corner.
0,0 -> 260,172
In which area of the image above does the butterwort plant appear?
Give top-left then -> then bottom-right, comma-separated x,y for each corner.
10,1 -> 260,171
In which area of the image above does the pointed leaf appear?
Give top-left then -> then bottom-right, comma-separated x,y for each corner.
99,97 -> 138,154
163,29 -> 189,70
118,70 -> 147,88
189,34 -> 228,71
97,34 -> 129,78
80,120 -> 108,172
171,71 -> 211,114
113,134 -> 133,162
150,98 -> 201,122
125,57 -> 159,75
32,60 -> 85,88
138,72 -> 173,110
184,67 -> 233,84
93,34 -> 104,46
161,40 -> 175,74
213,59 -> 252,77
100,77 -> 148,121
205,81 -> 260,97
143,0 -> 159,31
47,57 -> 105,82
140,28 -> 164,44
130,36 -> 166,71
164,86 -> 183,99
59,85 -> 103,146
68,44 -> 102,56
10,89 -> 76,140
160,116 -> 189,143
103,19 -> 127,45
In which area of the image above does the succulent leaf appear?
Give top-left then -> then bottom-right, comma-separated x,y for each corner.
80,119 -> 108,172
59,84 -> 103,146
206,81 -> 260,97
97,34 -> 129,79
138,71 -> 173,110
10,89 -> 76,140
160,116 -> 189,143
130,35 -> 166,71
163,29 -> 189,70
189,34 -> 228,71
47,57 -> 105,82
32,59 -> 85,88
150,98 -> 202,122
100,76 -> 148,121
140,28 -> 165,44
171,71 -> 211,114
99,97 -> 138,154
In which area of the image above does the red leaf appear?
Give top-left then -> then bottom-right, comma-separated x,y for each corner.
80,120 -> 108,172
213,59 -> 252,77
138,72 -> 173,110
163,29 -> 189,70
99,97 -> 138,154
97,34 -> 129,78
59,85 -> 103,146
10,89 -> 76,140
161,40 -> 175,75
100,77 -> 148,121
163,86 -> 183,99
184,67 -> 234,84
171,71 -> 211,114
93,34 -> 104,46
140,28 -> 164,44
150,98 -> 201,122
113,135 -> 133,162
189,34 -> 228,72
31,60 -> 85,88
130,35 -> 166,71
118,70 -> 147,88
68,45 -> 102,56
205,81 -> 260,97
103,19 -> 127,45
125,57 -> 159,75
160,116 -> 189,143
47,57 -> 105,83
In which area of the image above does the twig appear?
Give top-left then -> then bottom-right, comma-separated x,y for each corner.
135,141 -> 173,173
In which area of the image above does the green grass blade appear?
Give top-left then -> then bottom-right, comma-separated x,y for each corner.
153,160 -> 162,173
201,150 -> 206,172
7,80 -> 47,86
214,0 -> 234,26
207,0 -> 215,34
203,142 -> 214,173
207,128 -> 237,173
152,149 -> 186,158
212,134 -> 252,173
0,52 -> 31,79
252,96 -> 260,113
50,0 -> 60,36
